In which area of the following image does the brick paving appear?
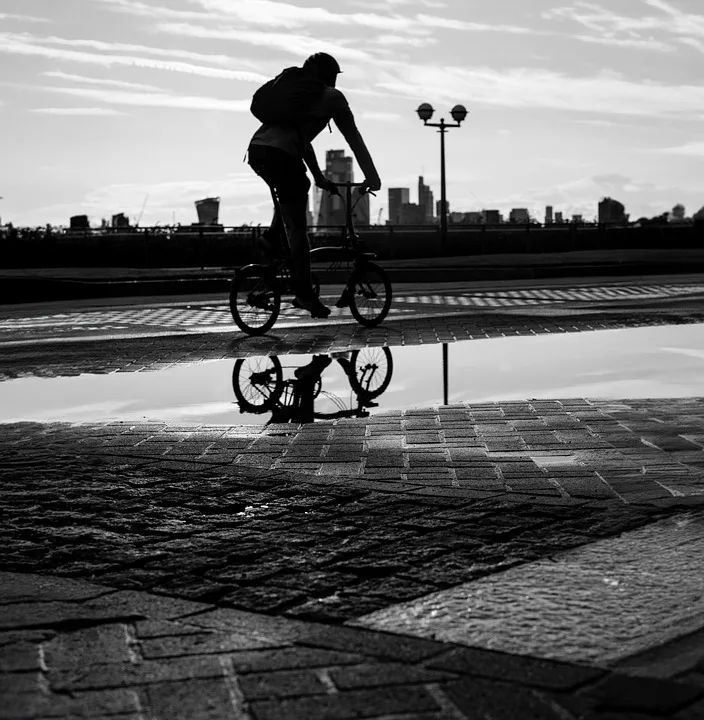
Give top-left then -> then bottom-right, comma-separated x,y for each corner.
3,296 -> 704,717
2,571 -> 703,719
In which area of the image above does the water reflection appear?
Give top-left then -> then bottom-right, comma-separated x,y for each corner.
232,347 -> 394,424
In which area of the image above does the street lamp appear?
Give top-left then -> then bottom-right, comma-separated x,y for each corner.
416,103 -> 468,253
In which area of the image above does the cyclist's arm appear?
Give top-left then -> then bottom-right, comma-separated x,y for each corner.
331,99 -> 381,189
302,142 -> 325,185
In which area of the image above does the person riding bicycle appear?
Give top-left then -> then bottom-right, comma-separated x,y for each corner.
247,52 -> 382,318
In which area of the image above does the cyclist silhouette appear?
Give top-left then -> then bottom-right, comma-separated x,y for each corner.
246,52 -> 382,319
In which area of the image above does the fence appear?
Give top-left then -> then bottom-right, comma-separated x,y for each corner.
1,222 -> 701,269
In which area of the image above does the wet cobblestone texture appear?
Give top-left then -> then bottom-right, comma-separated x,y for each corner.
2,571 -> 703,720
3,302 -> 704,717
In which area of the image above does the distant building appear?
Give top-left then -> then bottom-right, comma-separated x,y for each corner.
572,214 -> 584,223
195,197 -> 220,225
598,197 -> 627,224
316,149 -> 369,227
509,208 -> 530,223
671,204 -> 686,222
399,203 -> 424,225
418,176 -> 435,223
436,199 -> 449,220
545,205 -> 553,225
69,215 -> 89,230
388,188 -> 410,225
112,213 -> 130,228
483,209 -> 501,224
555,211 -> 564,223
449,211 -> 483,224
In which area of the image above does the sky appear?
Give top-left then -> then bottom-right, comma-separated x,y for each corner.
1,0 -> 703,227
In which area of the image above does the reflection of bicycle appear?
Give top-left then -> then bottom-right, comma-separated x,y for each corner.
229,181 -> 392,335
232,346 -> 393,422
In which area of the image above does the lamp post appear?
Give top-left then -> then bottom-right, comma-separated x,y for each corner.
416,103 -> 467,254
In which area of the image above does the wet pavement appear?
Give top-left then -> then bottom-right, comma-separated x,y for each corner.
2,276 -> 704,718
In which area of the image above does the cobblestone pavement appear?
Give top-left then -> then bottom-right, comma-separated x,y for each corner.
3,289 -> 704,717
2,571 -> 703,720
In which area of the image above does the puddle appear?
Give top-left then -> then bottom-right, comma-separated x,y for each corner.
2,323 -> 704,425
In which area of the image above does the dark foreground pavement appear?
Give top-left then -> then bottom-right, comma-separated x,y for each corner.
3,569 -> 703,720
3,291 -> 704,718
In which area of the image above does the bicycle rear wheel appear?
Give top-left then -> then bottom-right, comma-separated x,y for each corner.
348,262 -> 392,327
229,266 -> 280,335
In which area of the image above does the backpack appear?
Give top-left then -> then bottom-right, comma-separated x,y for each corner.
251,67 -> 325,129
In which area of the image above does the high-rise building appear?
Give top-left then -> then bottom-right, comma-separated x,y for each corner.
418,176 -> 435,223
555,211 -> 564,223
545,205 -> 553,225
436,199 -> 449,219
598,197 -> 627,224
483,209 -> 501,224
315,149 -> 369,227
388,188 -> 410,225
195,197 -> 220,225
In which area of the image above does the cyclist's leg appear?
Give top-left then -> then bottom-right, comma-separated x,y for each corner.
275,157 -> 330,317
247,145 -> 286,257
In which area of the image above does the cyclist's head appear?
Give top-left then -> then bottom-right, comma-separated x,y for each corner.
303,52 -> 342,87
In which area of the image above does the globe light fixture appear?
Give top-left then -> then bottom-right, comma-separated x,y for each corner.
450,104 -> 468,123
416,103 -> 434,122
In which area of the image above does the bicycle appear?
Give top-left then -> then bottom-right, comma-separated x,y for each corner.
229,181 -> 392,335
232,346 -> 394,422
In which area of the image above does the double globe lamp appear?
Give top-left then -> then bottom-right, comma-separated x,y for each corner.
416,103 -> 468,252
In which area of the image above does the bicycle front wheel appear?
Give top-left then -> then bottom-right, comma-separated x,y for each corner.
229,266 -> 280,335
350,346 -> 393,399
232,356 -> 283,413
348,262 -> 392,327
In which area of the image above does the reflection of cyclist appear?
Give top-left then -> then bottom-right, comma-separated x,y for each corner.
270,355 -> 332,424
247,52 -> 382,319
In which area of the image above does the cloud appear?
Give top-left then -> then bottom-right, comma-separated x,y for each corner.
0,13 -> 49,23
155,23 -> 372,62
30,107 -> 129,116
415,13 -> 536,34
544,1 -> 704,52
652,141 -> 704,157
0,32 -> 266,82
42,71 -> 162,92
375,63 -> 704,118
43,86 -> 249,112
360,110 -> 403,122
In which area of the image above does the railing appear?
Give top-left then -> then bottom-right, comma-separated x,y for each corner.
1,221 -> 701,270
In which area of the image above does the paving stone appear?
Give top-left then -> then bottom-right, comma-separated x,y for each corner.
144,679 -> 234,720
583,674 -> 703,714
427,646 -> 604,690
49,656 -> 226,691
248,685 -> 439,720
239,668 -> 327,700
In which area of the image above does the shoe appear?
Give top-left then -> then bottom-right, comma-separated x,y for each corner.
293,295 -> 331,319
294,355 -> 332,380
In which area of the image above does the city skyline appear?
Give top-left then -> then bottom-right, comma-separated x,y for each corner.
1,0 -> 703,227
